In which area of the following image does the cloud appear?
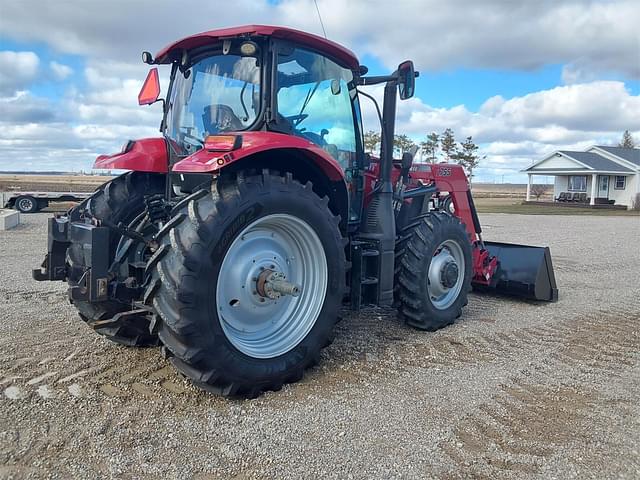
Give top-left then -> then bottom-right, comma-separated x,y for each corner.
0,51 -> 39,94
359,80 -> 640,179
282,0 -> 640,80
0,121 -> 161,172
0,1 -> 638,178
1,74 -> 637,176
0,91 -> 58,123
360,81 -> 640,141
50,61 -> 73,80
1,1 -> 638,80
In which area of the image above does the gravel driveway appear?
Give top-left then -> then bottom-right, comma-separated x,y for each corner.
1,213 -> 639,479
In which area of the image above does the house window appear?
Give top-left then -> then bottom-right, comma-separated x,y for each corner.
568,175 -> 587,192
614,176 -> 626,190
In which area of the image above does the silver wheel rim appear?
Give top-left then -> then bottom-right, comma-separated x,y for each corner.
18,198 -> 34,211
427,239 -> 465,310
216,213 -> 328,359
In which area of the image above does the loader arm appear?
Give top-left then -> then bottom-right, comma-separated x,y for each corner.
407,162 -> 558,302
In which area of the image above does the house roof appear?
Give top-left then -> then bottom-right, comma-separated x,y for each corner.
594,146 -> 640,167
523,149 -> 636,173
558,151 -> 634,172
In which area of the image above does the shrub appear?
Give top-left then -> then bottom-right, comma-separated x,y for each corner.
530,184 -> 551,200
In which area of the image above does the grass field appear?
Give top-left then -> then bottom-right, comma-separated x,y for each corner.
2,175 -> 637,215
0,174 -> 112,193
474,197 -> 639,216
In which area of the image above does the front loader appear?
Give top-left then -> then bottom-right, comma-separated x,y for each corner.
33,25 -> 557,397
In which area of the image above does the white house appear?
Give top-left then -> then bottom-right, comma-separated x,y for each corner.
523,146 -> 640,209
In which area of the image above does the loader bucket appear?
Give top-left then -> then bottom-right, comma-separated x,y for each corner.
477,241 -> 558,302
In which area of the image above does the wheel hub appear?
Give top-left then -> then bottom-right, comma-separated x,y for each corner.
18,198 -> 34,211
256,269 -> 301,299
427,239 -> 465,310
441,262 -> 459,288
216,214 -> 327,359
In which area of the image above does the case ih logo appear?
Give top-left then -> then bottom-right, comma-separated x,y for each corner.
438,166 -> 452,176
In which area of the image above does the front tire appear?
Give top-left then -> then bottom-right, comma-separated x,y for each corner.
145,171 -> 345,397
396,212 -> 472,331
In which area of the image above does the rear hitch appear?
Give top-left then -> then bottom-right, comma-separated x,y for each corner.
66,223 -> 111,302
32,216 -> 71,281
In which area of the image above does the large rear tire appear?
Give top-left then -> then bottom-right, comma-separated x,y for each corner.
396,212 -> 472,331
67,172 -> 165,347
144,171 -> 346,397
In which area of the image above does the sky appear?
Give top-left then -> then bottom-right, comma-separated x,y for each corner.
0,0 -> 638,182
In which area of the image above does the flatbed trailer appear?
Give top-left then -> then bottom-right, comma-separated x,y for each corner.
1,191 -> 91,213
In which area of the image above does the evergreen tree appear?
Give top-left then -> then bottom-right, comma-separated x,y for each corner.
363,130 -> 381,154
420,132 -> 439,162
440,128 -> 456,161
393,134 -> 416,156
619,130 -> 636,148
455,136 -> 483,180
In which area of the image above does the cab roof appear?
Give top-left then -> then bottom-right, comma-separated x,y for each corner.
154,25 -> 360,70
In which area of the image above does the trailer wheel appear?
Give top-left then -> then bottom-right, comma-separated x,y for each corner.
15,195 -> 39,213
145,171 -> 345,397
396,212 -> 472,331
67,172 -> 165,347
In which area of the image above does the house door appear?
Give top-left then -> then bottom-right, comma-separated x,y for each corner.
597,175 -> 609,198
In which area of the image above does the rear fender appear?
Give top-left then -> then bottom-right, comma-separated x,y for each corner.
171,131 -> 344,181
94,138 -> 168,173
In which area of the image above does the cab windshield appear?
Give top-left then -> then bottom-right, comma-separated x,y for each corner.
166,54 -> 261,153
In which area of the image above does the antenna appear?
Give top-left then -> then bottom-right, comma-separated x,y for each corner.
313,0 -> 328,38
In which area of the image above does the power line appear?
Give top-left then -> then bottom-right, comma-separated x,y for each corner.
313,0 -> 327,38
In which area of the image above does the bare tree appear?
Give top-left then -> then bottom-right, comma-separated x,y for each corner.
530,184 -> 551,200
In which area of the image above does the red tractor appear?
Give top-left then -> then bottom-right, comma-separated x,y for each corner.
33,26 -> 557,397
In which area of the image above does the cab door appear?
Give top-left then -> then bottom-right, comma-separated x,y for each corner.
272,43 -> 365,223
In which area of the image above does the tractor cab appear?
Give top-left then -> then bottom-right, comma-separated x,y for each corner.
140,26 -> 366,176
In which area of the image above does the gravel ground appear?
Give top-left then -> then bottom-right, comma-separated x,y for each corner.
1,213 -> 639,479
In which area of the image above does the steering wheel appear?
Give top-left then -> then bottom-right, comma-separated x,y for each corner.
179,127 -> 204,145
285,113 -> 309,126
300,131 -> 327,146
203,104 -> 244,133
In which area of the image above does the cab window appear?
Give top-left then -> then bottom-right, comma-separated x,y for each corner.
276,48 -> 359,169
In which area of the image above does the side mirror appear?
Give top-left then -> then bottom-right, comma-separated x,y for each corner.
330,79 -> 341,95
141,51 -> 154,64
138,68 -> 160,105
397,60 -> 416,100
